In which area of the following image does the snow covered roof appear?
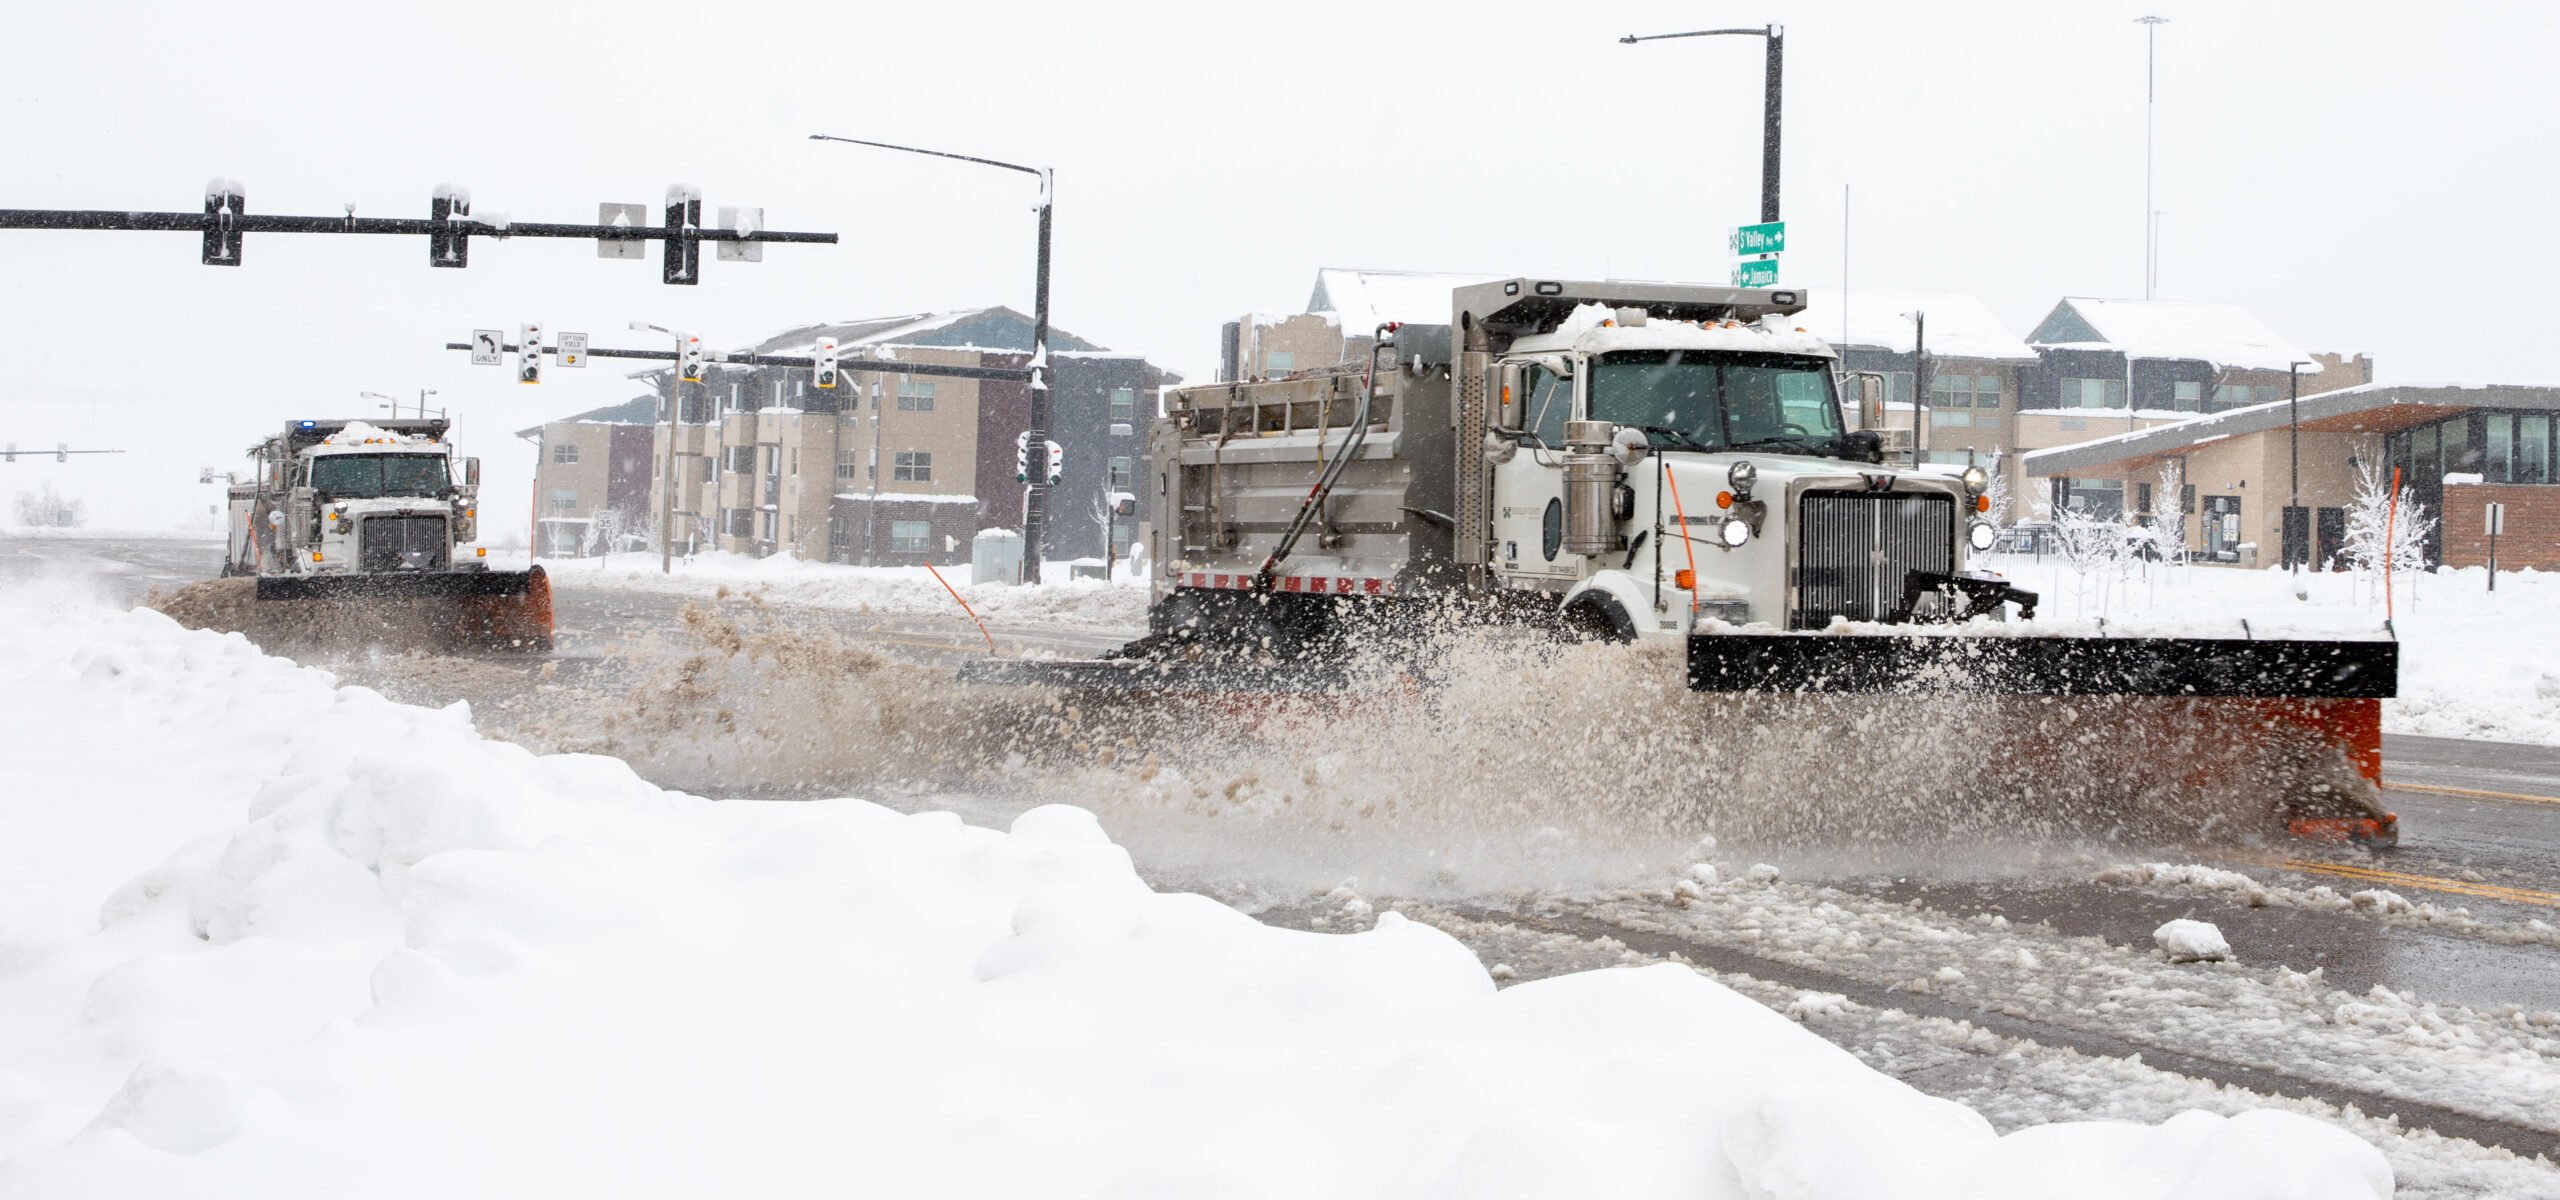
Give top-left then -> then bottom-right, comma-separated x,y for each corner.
1306,268 -> 1507,331
746,308 -> 1108,358
2027,298 -> 2309,371
1791,289 -> 2037,362
2022,381 -> 2560,476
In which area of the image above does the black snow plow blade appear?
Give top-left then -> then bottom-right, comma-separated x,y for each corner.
255,570 -> 542,601
1686,632 -> 2395,698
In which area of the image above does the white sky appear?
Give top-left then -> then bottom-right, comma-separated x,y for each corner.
3,0 -> 2553,536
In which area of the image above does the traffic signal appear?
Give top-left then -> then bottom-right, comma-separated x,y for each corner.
202,179 -> 243,266
518,321 -> 544,385
57,443 -> 69,463
663,184 -> 703,286
429,184 -> 470,268
1014,431 -> 1030,482
3,444 -> 14,463
1045,441 -> 1063,485
678,333 -> 706,384
813,337 -> 840,390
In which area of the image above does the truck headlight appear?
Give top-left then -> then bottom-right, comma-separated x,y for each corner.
1968,522 -> 1997,552
1720,516 -> 1752,548
1727,459 -> 1757,500
1960,465 -> 1989,495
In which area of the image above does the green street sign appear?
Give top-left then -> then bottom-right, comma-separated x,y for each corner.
1729,220 -> 1786,256
1732,257 -> 1779,287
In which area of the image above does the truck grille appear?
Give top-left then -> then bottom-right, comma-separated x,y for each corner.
1791,491 -> 1955,628
360,515 -> 451,571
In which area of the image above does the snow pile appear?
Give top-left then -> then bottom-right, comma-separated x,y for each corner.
2155,919 -> 2235,963
0,598 -> 2395,1198
504,548 -> 1148,631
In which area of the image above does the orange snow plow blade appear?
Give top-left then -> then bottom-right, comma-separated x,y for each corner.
161,566 -> 553,654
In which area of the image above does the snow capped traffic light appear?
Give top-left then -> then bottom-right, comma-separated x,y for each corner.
1045,440 -> 1063,485
678,333 -> 706,384
518,321 -> 544,385
813,337 -> 840,390
1014,431 -> 1031,483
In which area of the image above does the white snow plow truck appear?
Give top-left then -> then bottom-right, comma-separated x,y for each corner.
965,279 -> 2396,844
221,417 -> 551,651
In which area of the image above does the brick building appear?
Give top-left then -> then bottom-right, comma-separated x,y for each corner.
517,397 -> 658,557
2023,383 -> 2560,568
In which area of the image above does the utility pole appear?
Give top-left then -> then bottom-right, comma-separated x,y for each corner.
1905,310 -> 1929,463
867,377 -> 885,566
2136,16 -> 2169,299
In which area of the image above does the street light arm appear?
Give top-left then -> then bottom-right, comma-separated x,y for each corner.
807,134 -> 1043,179
1620,27 -> 1772,43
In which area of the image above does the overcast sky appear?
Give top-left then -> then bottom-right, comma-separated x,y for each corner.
3,0 -> 2552,535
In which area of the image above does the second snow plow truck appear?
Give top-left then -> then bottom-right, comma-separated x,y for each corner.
212,417 -> 551,652
967,279 -> 2396,844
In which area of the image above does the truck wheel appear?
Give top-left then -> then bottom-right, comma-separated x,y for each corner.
1559,594 -> 1637,643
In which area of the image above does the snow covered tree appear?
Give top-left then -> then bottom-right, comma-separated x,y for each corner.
12,481 -> 85,528
2341,455 -> 2434,605
2149,459 -> 2187,563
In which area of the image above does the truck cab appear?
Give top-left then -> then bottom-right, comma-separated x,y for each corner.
226,418 -> 485,580
1474,297 -> 2000,639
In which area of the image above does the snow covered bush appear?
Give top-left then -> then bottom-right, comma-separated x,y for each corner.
11,480 -> 86,528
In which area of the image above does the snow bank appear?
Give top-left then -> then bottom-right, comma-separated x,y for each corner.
500,549 -> 1149,631
0,597 -> 2390,1198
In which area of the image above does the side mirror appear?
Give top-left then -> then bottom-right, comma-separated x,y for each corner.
461,457 -> 481,486
1495,362 -> 1529,428
1849,373 -> 1888,429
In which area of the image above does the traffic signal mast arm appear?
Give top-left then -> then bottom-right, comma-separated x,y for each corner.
0,209 -> 835,244
442,340 -> 1033,384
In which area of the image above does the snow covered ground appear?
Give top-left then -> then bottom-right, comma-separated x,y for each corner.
502,549 -> 1149,632
0,587 -> 2405,1199
1988,553 -> 2560,746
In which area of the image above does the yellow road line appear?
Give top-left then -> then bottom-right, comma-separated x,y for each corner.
2273,858 -> 2560,908
2385,781 -> 2560,808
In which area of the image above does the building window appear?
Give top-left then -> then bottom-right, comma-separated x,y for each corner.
2521,414 -> 2551,484
2173,381 -> 2202,412
548,488 -> 578,514
1928,373 -> 2001,409
2060,476 -> 2125,518
2212,383 -> 2281,411
761,510 -> 776,541
2135,482 -> 2155,515
699,456 -> 715,484
893,450 -> 932,482
723,508 -> 753,537
1108,456 -> 1133,490
836,448 -> 862,483
1264,351 -> 1296,375
889,520 -> 932,554
2061,378 -> 2126,409
725,446 -> 755,474
1110,387 -> 1137,422
1929,410 -> 1973,429
551,443 -> 580,465
897,378 -> 936,411
764,445 -> 780,475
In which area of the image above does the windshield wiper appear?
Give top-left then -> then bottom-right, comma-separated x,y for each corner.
1727,434 -> 1833,455
1629,424 -> 1715,453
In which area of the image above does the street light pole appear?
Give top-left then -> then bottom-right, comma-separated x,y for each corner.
2304,355 -> 2324,585
1904,310 -> 1929,464
810,133 -> 1057,583
1621,26 -> 1785,225
631,320 -> 686,575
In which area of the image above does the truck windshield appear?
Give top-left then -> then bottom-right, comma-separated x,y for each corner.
1588,350 -> 1847,455
309,453 -> 449,499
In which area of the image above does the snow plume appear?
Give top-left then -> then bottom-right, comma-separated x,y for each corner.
436,593 -> 2380,897
0,595 -> 2399,1198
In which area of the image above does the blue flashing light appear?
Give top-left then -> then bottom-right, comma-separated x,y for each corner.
297,420 -> 317,429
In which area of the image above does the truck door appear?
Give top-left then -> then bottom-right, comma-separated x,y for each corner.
1492,364 -> 1576,582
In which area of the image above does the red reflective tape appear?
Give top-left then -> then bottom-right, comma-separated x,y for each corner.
1362,577 -> 1385,595
1281,575 -> 1301,593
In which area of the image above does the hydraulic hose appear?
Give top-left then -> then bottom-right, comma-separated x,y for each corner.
1256,322 -> 1397,588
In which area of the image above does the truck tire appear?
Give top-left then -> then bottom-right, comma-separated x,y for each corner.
1559,593 -> 1637,644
